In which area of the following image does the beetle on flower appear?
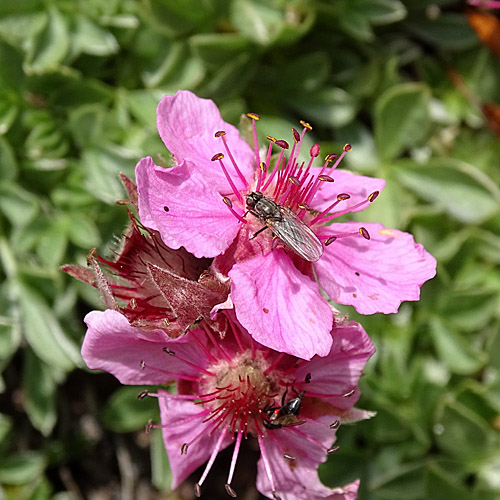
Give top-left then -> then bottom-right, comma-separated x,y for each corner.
136,91 -> 436,359
82,308 -> 375,500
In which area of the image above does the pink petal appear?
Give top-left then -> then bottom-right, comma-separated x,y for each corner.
82,310 -> 206,384
229,251 -> 333,360
157,90 -> 254,189
311,168 -> 386,213
315,222 -> 437,314
257,417 -> 358,500
136,156 -> 241,258
296,321 -> 375,411
158,393 -> 234,489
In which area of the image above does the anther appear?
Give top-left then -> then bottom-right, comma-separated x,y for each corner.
300,120 -> 312,130
181,443 -> 189,455
223,197 -> 233,208
260,161 -> 267,172
359,227 -> 370,240
225,484 -> 237,497
292,128 -> 300,143
275,139 -> 289,149
86,247 -> 97,266
343,389 -> 356,398
305,373 -> 311,384
266,135 -> 276,143
325,236 -> 337,246
368,191 -> 379,202
283,454 -> 296,461
137,390 -> 149,400
272,492 -> 283,500
343,144 -> 352,152
215,130 -> 226,137
325,153 -> 338,162
327,445 -> 340,454
140,360 -> 146,370
310,144 -> 320,157
163,347 -> 176,356
330,419 -> 340,429
163,205 -> 169,212
211,153 -> 224,161
246,112 -> 260,120
298,203 -> 312,211
194,483 -> 202,497
337,193 -> 350,201
318,175 -> 334,182
129,298 -> 137,309
288,176 -> 301,186
145,419 -> 154,434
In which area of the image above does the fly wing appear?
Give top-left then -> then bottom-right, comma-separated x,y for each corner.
271,208 -> 323,262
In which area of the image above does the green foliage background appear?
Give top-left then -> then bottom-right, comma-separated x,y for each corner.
0,0 -> 499,498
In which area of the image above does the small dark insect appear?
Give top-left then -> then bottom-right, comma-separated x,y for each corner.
246,191 -> 323,262
263,386 -> 306,430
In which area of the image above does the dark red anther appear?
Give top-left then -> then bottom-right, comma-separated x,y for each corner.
288,176 -> 301,186
318,175 -> 334,182
337,193 -> 350,201
163,205 -> 169,212
298,203 -> 311,211
359,227 -> 370,240
247,112 -> 260,120
325,236 -> 337,246
368,191 -> 379,203
343,389 -> 356,398
181,443 -> 189,455
310,143 -> 320,157
266,135 -> 276,143
292,128 -> 300,143
325,153 -> 338,162
275,139 -> 289,149
163,347 -> 176,356
343,144 -> 352,152
283,454 -> 296,461
137,390 -> 149,399
211,153 -> 224,161
225,484 -> 237,497
330,419 -> 340,429
222,196 -> 233,208
215,130 -> 226,137
327,445 -> 340,454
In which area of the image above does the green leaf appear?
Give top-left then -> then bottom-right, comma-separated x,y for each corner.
71,16 -> 119,57
395,158 -> 500,224
102,386 -> 159,433
0,100 -> 19,135
375,83 -> 430,160
0,136 -> 18,180
190,33 -> 254,66
24,6 -> 69,74
0,413 -> 12,446
435,399 -> 494,459
0,182 -> 39,227
429,317 -> 487,375
0,452 -> 45,485
150,425 -> 172,492
66,213 -> 101,249
23,349 -> 57,436
19,285 -> 81,371
425,463 -> 471,500
36,219 -> 68,269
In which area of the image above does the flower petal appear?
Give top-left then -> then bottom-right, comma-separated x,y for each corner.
229,251 -> 333,360
136,156 -> 241,258
296,320 -> 375,411
257,418 -> 359,500
311,168 -> 386,214
316,222 -> 437,314
157,90 -> 254,189
82,310 -> 207,384
158,393 -> 233,489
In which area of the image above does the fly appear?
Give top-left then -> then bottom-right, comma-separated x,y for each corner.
262,386 -> 306,430
245,191 -> 323,262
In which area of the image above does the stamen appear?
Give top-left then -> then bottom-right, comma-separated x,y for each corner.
137,390 -> 149,399
247,113 -> 261,173
317,191 -> 379,224
222,197 -> 247,224
226,430 -> 243,493
327,445 -> 340,454
195,427 -> 229,495
158,348 -> 217,377
309,194 -> 350,225
257,432 -> 278,494
292,128 -> 300,143
211,153 -> 244,205
216,131 -> 248,187
330,420 -> 340,429
264,352 -> 286,375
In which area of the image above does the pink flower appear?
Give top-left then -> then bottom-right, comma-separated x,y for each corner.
136,91 -> 436,359
82,308 -> 375,500
468,0 -> 500,7
62,190 -> 229,337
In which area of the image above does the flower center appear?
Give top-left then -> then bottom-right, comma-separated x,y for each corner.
198,350 -> 282,436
